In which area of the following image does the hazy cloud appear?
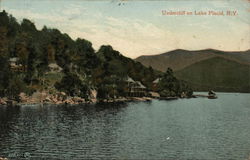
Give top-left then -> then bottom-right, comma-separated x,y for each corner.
2,0 -> 250,58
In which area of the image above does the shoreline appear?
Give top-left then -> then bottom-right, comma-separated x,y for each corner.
0,96 -> 199,107
0,91 -> 219,107
0,95 -> 196,107
0,95 -> 156,107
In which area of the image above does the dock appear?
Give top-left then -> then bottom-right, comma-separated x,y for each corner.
193,94 -> 209,98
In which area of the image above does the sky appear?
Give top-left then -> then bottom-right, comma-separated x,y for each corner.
1,0 -> 250,58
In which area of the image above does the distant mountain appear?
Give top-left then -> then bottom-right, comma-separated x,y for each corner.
175,57 -> 250,92
135,49 -> 250,72
135,49 -> 250,92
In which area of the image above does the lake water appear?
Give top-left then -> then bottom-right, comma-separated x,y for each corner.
0,93 -> 250,160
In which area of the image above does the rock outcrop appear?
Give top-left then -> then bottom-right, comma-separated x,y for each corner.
0,98 -> 7,105
17,91 -> 87,105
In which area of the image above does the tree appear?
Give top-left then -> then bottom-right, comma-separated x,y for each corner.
21,19 -> 37,33
24,44 -> 39,84
6,74 -> 26,101
14,32 -> 32,71
96,75 -> 126,100
75,38 -> 99,75
0,10 -> 9,27
158,68 -> 180,97
0,26 -> 10,96
55,73 -> 89,98
7,15 -> 20,37
158,68 -> 193,97
47,44 -> 56,63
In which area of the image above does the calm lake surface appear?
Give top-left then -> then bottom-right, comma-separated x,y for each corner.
0,93 -> 250,160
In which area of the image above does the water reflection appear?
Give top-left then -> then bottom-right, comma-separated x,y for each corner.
0,94 -> 250,159
0,106 -> 21,157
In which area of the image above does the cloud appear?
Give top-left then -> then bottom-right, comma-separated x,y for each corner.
3,2 -> 182,58
4,8 -> 67,28
3,1 -> 250,58
67,16 -> 178,58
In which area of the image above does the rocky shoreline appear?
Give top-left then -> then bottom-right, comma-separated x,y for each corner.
0,90 -> 195,107
0,91 -> 155,106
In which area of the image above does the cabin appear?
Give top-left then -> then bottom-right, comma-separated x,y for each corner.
48,63 -> 63,73
125,76 -> 147,97
9,57 -> 25,72
9,57 -> 18,67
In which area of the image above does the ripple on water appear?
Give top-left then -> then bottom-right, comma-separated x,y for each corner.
0,93 -> 250,159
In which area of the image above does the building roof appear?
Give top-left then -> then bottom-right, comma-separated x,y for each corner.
135,81 -> 146,89
125,76 -> 136,83
9,57 -> 19,62
125,76 -> 146,89
48,63 -> 63,72
153,78 -> 161,83
48,63 -> 62,69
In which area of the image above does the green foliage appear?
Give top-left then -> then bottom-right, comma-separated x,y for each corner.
96,75 -> 126,100
6,74 -> 27,101
74,38 -> 100,75
21,19 -> 37,33
158,68 -> 193,97
55,73 -> 89,98
96,45 -> 159,88
0,10 -> 9,27
24,44 -> 38,83
0,26 -> 10,97
96,86 -> 109,100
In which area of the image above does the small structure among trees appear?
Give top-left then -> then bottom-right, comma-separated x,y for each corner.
125,76 -> 147,97
48,63 -> 62,73
9,57 -> 25,72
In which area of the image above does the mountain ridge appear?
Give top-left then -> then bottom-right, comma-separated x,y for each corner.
136,48 -> 250,59
135,49 -> 250,92
135,49 -> 250,72
175,56 -> 250,92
